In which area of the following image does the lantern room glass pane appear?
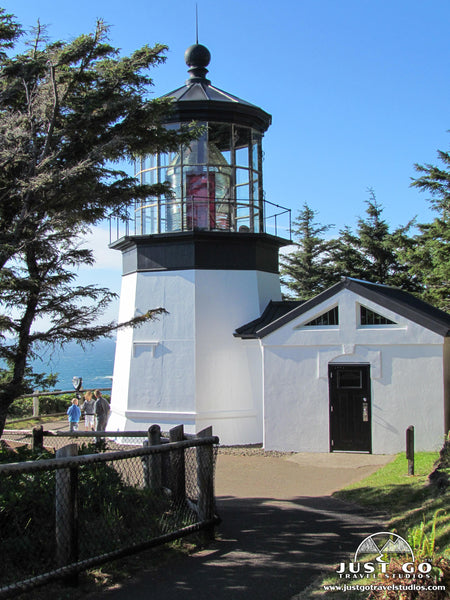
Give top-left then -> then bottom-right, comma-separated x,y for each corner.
142,202 -> 159,235
207,147 -> 232,198
183,126 -> 208,165
235,126 -> 250,168
142,169 -> 157,185
166,197 -> 182,232
139,155 -> 156,172
236,168 -> 249,186
253,206 -> 261,232
251,133 -> 260,171
252,177 -> 259,199
160,153 -> 171,167
236,184 -> 249,200
209,123 -> 232,154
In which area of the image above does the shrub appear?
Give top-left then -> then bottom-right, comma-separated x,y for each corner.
438,433 -> 450,469
367,556 -> 450,599
7,394 -> 73,419
0,447 -> 57,582
0,444 -> 172,586
38,393 -> 73,414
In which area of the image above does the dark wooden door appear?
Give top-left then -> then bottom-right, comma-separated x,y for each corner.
329,364 -> 371,452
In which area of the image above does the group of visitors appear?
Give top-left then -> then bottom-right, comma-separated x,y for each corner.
66,389 -> 110,432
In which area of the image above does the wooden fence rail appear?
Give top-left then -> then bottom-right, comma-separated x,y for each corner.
0,424 -> 219,599
8,387 -> 112,420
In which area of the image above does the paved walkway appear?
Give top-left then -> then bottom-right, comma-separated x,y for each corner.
86,451 -> 393,600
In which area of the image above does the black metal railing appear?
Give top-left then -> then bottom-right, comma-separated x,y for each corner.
110,197 -> 292,242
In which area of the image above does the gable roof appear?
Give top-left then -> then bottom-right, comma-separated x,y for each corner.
234,300 -> 304,338
234,278 -> 450,339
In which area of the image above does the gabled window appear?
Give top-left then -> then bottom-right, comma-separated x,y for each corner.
304,306 -> 339,326
360,305 -> 396,326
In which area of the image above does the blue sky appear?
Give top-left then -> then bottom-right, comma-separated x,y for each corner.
3,0 -> 449,320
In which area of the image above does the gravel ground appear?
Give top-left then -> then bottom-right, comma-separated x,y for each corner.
217,444 -> 292,457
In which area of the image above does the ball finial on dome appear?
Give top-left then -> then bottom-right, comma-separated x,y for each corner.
184,44 -> 211,85
185,44 -> 211,68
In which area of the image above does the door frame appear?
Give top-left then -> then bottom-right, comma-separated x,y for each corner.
328,363 -> 372,453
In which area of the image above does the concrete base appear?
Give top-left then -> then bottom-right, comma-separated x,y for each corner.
107,408 -> 262,445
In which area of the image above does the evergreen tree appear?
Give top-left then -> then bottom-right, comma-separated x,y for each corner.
0,14 -> 196,270
0,12 -> 197,436
329,190 -> 418,290
407,149 -> 450,311
328,224 -> 366,282
280,203 -> 335,299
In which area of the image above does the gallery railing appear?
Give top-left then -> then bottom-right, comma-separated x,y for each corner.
109,197 -> 292,242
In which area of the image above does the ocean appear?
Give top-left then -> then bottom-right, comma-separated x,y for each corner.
29,338 -> 116,392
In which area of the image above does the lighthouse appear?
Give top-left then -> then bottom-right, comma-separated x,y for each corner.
108,44 -> 290,444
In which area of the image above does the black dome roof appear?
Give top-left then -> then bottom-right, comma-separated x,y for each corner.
161,44 -> 272,132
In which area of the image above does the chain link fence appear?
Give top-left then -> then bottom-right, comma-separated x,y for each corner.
2,425 -> 145,453
0,425 -> 219,599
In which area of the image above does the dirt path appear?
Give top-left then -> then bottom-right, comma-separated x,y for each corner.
87,451 -> 393,600
216,451 -> 392,498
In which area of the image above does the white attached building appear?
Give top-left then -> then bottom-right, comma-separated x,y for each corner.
235,277 -> 450,453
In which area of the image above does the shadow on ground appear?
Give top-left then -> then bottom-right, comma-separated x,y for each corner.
87,494 -> 385,600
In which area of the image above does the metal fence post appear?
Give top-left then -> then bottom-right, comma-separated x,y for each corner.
169,425 -> 186,505
197,426 -> 215,541
55,443 -> 79,584
406,425 -> 415,476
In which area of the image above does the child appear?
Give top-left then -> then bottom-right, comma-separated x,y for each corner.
67,397 -> 81,432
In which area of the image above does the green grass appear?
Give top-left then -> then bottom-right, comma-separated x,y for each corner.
334,453 -> 437,513
296,452 -> 450,599
4,415 -> 64,429
334,452 -> 450,557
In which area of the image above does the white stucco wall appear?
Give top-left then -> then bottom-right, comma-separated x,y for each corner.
194,269 -> 276,443
109,271 -> 196,431
370,345 -> 444,453
262,289 -> 447,454
110,267 -> 278,442
263,345 -> 330,452
108,273 -> 136,431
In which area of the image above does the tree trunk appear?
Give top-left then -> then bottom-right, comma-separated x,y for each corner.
0,390 -> 15,438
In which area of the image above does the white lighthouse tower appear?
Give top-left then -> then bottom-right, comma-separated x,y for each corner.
108,44 -> 290,444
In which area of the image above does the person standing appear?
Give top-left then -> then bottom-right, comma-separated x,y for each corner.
67,397 -> 81,432
81,391 -> 96,431
94,389 -> 110,432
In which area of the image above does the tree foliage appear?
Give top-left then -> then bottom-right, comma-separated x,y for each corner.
406,150 -> 450,311
0,11 -> 196,435
329,190 -> 419,291
0,13 -> 195,269
280,203 -> 335,299
281,192 -> 420,301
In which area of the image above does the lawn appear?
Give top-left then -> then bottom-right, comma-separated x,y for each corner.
4,415 -> 65,428
334,452 -> 450,557
298,450 -> 450,599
